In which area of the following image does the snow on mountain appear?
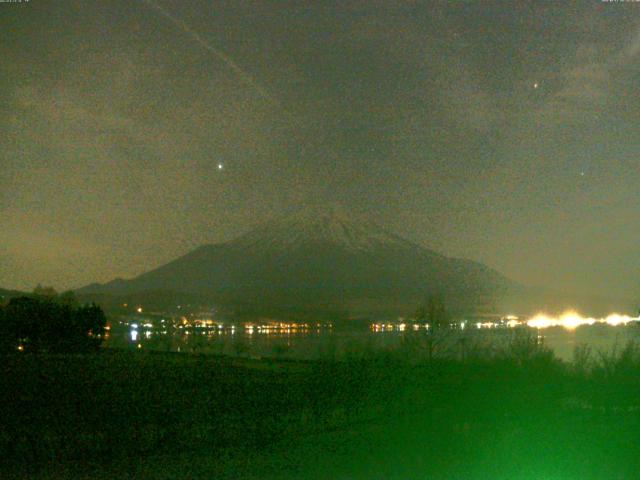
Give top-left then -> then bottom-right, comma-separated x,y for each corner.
232,206 -> 432,254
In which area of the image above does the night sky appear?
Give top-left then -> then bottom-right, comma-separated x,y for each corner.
1,1 -> 639,299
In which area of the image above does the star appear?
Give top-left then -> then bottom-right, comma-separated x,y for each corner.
217,163 -> 224,170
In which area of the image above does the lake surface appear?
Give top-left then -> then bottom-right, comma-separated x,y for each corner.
103,316 -> 640,362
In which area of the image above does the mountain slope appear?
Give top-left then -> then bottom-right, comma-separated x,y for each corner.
0,287 -> 26,303
78,209 -> 517,316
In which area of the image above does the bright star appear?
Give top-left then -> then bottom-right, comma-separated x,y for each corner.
217,163 -> 224,170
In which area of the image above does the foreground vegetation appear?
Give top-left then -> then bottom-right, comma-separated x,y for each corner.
0,292 -> 106,354
1,333 -> 640,479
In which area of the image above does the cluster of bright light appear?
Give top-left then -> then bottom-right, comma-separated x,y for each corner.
476,322 -> 496,329
243,322 -> 329,335
371,323 -> 429,332
526,311 -> 638,330
604,314 -> 635,326
369,313 -> 639,332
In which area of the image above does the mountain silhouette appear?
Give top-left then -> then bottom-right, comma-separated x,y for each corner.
78,208 -> 516,317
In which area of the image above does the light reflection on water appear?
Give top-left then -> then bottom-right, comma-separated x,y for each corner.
104,316 -> 640,362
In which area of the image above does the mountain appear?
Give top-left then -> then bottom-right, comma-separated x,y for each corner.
78,208 -> 518,318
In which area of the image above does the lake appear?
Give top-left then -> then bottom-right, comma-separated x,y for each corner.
103,315 -> 640,362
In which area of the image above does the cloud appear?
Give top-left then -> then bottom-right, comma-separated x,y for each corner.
532,21 -> 640,124
618,25 -> 640,60
0,212 -> 113,290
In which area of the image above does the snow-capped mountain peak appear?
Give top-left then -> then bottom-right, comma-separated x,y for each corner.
232,206 -> 417,252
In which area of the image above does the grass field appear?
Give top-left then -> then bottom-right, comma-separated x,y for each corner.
1,336 -> 640,479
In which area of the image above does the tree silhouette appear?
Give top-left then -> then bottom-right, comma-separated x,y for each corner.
32,284 -> 58,298
0,294 -> 106,353
415,294 -> 450,328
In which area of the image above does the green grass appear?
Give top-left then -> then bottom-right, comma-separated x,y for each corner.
1,337 -> 640,479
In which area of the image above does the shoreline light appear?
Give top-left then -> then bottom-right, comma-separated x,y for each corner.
527,311 -> 638,330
